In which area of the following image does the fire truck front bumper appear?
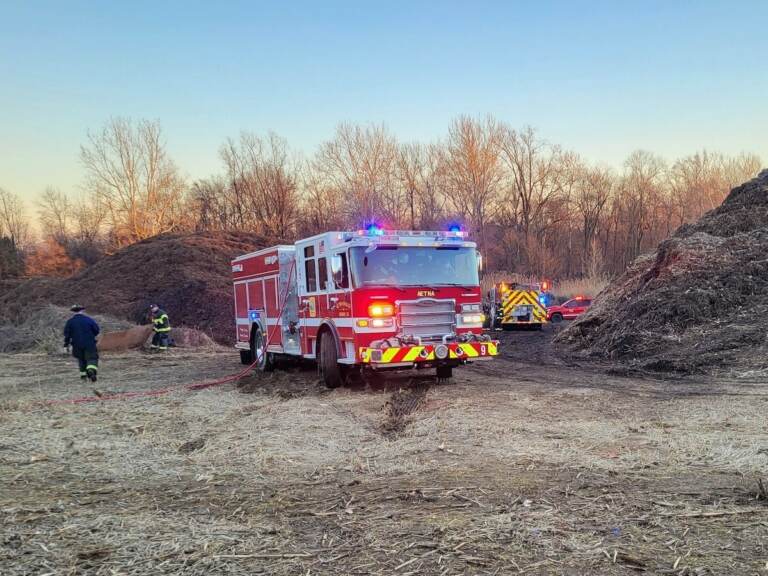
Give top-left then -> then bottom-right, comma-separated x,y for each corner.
359,341 -> 499,367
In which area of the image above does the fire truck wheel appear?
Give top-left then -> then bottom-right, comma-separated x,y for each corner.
436,365 -> 453,381
252,329 -> 274,372
550,312 -> 563,323
319,332 -> 343,389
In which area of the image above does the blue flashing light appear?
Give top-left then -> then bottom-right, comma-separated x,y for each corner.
539,294 -> 549,307
448,224 -> 462,233
366,224 -> 385,236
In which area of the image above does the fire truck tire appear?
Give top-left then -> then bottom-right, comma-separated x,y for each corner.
319,332 -> 343,389
550,312 -> 563,323
436,365 -> 453,381
252,329 -> 274,372
240,350 -> 253,364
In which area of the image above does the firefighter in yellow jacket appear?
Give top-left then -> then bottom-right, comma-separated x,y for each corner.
149,304 -> 171,351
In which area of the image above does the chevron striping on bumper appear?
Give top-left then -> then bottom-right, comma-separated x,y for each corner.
381,348 -> 400,362
402,347 -> 424,361
459,343 -> 479,357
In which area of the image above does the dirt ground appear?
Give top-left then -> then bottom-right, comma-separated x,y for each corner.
2,326 -> 767,575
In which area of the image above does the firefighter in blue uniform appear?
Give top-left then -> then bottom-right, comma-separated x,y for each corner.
149,304 -> 171,351
63,304 -> 100,382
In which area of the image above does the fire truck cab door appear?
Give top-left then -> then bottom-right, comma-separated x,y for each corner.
296,240 -> 322,357
328,251 -> 352,309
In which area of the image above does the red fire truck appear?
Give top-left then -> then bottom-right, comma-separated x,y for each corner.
231,227 -> 499,387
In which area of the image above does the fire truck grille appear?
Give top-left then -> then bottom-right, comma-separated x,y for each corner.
398,299 -> 455,341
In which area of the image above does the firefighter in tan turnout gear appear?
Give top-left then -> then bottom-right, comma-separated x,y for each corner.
149,304 -> 171,351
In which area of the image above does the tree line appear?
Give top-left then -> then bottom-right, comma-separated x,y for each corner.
0,116 -> 761,280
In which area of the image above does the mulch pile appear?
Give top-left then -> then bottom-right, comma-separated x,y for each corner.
0,231 -> 269,344
557,169 -> 768,374
0,305 -> 134,353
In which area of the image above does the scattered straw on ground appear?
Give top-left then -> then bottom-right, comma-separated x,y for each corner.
2,339 -> 767,574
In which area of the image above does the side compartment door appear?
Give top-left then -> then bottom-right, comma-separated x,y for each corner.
234,281 -> 249,343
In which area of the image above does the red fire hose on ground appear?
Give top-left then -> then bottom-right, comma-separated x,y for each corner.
45,260 -> 297,407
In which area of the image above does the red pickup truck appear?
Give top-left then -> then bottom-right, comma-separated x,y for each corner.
546,296 -> 592,322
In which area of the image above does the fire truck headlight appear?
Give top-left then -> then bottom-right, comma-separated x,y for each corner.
368,302 -> 394,317
371,318 -> 394,328
434,344 -> 449,359
461,303 -> 481,313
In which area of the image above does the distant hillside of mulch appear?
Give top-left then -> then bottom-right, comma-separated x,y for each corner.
0,231 -> 270,344
557,169 -> 768,374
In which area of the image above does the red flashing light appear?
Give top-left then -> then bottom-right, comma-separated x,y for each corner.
574,295 -> 584,301
541,280 -> 550,292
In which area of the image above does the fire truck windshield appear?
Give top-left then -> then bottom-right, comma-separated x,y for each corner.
350,246 -> 479,287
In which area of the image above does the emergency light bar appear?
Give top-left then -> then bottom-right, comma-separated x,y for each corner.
352,229 -> 467,239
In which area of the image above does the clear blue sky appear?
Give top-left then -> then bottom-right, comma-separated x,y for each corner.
1,0 -> 766,205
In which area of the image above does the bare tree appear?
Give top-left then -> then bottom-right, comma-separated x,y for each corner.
37,187 -> 73,240
499,125 -> 572,272
70,194 -> 106,244
396,143 -> 448,229
610,150 -> 668,269
438,116 -> 505,263
313,123 -> 402,227
300,164 -> 347,235
186,177 -> 233,231
397,143 -> 423,229
0,187 -> 29,277
61,116 -> 764,280
572,166 -> 613,275
721,152 -> 762,191
669,151 -> 763,227
220,132 -> 300,239
80,118 -> 186,246
0,187 -> 30,248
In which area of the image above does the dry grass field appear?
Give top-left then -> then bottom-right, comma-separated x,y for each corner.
2,327 -> 767,575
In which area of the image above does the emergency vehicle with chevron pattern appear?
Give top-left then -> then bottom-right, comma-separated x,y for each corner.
487,281 -> 548,329
232,226 -> 499,388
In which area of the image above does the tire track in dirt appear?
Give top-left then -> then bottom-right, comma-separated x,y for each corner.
380,381 -> 430,438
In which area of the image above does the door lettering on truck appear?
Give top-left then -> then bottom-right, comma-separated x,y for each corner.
265,255 -> 278,265
336,301 -> 351,316
417,289 -> 436,297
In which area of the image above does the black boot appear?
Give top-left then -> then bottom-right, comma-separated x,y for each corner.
87,368 -> 97,383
